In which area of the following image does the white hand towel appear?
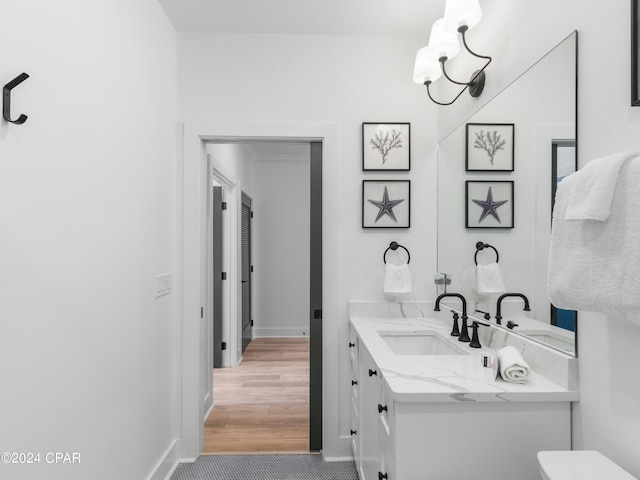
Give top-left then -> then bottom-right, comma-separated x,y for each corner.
565,151 -> 639,221
475,262 -> 506,294
548,152 -> 640,325
383,263 -> 412,294
497,346 -> 530,384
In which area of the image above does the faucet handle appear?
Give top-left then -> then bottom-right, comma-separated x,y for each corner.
506,320 -> 519,330
469,320 -> 489,348
450,310 -> 460,337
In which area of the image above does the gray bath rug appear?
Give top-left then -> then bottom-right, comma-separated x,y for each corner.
170,454 -> 358,480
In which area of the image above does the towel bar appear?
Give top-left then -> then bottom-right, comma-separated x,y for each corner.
474,241 -> 499,265
383,241 -> 410,264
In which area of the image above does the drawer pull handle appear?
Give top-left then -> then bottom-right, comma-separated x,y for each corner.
378,472 -> 388,480
368,369 -> 377,377
378,404 -> 388,413
350,429 -> 357,435
349,342 -> 355,347
351,380 -> 358,385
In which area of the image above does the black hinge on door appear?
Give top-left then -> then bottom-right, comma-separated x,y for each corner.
250,266 -> 254,273
250,211 -> 254,218
251,320 -> 254,326
200,307 -> 204,318
221,202 -> 227,210
222,272 -> 227,280
221,342 -> 227,350
314,309 -> 322,319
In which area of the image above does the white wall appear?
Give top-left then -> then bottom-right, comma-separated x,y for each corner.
440,1 -> 640,476
178,33 -> 438,458
252,156 -> 310,337
0,2 -> 179,480
207,143 -> 256,195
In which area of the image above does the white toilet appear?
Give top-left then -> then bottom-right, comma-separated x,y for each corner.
538,451 -> 638,480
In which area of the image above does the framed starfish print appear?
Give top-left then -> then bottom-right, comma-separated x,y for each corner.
465,180 -> 514,229
465,123 -> 514,172
362,180 -> 410,228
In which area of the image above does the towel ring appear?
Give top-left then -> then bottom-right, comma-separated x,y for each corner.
474,241 -> 499,265
383,241 -> 411,264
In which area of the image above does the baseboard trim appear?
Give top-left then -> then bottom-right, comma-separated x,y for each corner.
146,437 -> 181,480
253,327 -> 310,338
323,455 -> 356,462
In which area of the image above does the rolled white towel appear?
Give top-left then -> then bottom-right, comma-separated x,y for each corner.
497,346 -> 530,384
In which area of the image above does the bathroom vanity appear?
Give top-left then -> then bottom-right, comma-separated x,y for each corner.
349,301 -> 578,480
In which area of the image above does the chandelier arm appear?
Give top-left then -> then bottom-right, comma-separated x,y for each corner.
441,59 -> 474,86
425,81 -> 469,106
440,29 -> 492,87
459,28 -> 493,63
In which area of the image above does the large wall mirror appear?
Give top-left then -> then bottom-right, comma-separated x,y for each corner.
436,31 -> 578,356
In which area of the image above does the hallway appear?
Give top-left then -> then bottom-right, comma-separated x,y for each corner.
204,338 -> 310,453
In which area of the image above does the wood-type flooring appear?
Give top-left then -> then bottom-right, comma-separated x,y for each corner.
204,338 -> 310,454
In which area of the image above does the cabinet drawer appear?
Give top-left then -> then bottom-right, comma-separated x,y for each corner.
377,423 -> 395,480
377,384 -> 395,447
348,328 -> 359,374
350,398 -> 360,465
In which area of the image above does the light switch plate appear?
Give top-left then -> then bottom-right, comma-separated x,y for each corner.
155,273 -> 172,298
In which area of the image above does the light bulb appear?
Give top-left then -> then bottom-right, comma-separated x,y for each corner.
426,18 -> 460,61
413,47 -> 442,84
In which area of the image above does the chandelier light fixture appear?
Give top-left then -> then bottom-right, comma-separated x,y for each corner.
413,0 -> 492,106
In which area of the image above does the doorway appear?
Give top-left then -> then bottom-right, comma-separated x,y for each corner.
181,122 -> 338,460
205,139 -> 322,454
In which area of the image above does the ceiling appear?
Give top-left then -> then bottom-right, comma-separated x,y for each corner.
158,0 -> 443,36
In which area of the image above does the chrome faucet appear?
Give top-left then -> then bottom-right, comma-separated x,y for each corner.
434,293 -> 471,343
495,293 -> 530,325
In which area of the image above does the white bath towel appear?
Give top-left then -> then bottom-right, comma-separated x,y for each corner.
475,262 -> 506,294
497,346 -> 530,384
565,151 -> 639,221
383,263 -> 412,295
548,152 -> 640,325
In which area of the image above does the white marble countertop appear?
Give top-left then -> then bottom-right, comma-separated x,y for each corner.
350,314 -> 579,403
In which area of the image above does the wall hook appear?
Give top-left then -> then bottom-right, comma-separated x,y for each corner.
3,73 -> 30,125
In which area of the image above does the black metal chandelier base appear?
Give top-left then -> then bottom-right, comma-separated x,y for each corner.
468,69 -> 485,97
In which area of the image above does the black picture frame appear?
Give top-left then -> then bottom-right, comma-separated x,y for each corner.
465,123 -> 515,172
362,123 -> 410,171
465,180 -> 514,229
362,180 -> 410,228
632,0 -> 640,105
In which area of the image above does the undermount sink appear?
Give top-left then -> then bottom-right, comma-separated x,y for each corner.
379,330 -> 470,356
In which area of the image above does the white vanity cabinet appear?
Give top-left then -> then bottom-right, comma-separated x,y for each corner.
349,321 -> 573,480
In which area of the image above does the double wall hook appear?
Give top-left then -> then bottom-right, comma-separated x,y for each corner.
3,73 -> 29,125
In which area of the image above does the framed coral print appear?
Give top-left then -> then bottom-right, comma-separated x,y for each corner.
466,180 -> 514,229
362,180 -> 410,228
362,122 -> 410,171
465,123 -> 515,172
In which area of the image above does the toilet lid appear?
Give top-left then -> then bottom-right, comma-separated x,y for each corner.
538,451 -> 637,480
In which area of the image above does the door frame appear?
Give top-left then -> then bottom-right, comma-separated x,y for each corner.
180,121 -> 340,459
210,159 -> 240,368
